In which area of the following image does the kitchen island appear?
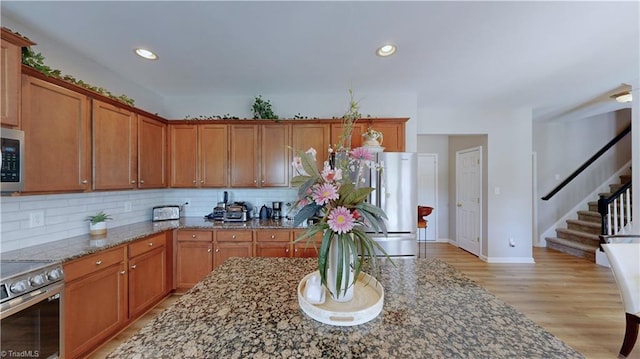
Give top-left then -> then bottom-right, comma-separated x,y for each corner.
106,257 -> 582,358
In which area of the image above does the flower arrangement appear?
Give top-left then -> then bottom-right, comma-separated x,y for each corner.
291,146 -> 388,300
336,89 -> 362,151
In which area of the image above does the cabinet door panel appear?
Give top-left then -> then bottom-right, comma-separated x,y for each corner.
260,124 -> 289,187
138,115 -> 167,188
22,76 -> 91,192
64,262 -> 127,358
291,124 -> 330,171
214,242 -> 252,268
169,124 -> 198,187
176,241 -> 213,289
129,246 -> 166,318
1,40 -> 21,126
200,124 -> 228,187
330,123 -> 365,150
373,123 -> 405,152
256,242 -> 291,257
229,125 -> 258,187
93,100 -> 137,190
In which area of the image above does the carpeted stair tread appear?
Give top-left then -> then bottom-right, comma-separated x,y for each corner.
545,237 -> 597,261
576,210 -> 601,223
555,227 -> 600,241
546,237 -> 598,251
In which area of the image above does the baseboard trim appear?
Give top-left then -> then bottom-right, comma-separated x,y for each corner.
485,256 -> 536,264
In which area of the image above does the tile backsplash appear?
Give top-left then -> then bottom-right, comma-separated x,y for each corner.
0,188 -> 298,253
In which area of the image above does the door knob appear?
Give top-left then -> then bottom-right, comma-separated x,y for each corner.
457,203 -> 462,207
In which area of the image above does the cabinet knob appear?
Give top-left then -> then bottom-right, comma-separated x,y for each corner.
193,180 -> 197,184
148,242 -> 153,247
131,180 -> 136,184
215,248 -> 219,252
232,235 -> 236,239
131,264 -> 137,269
207,248 -> 212,253
285,248 -> 289,253
140,180 -> 145,184
82,180 -> 88,184
95,260 -> 102,265
271,235 -> 275,239
192,234 -> 197,238
120,270 -> 126,275
253,180 -> 257,184
201,180 -> 204,184
261,180 -> 265,183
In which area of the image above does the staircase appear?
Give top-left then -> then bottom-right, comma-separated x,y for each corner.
545,173 -> 631,261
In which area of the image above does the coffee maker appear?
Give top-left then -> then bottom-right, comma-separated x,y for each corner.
272,201 -> 282,220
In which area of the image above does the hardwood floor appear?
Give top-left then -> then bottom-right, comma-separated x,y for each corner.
89,244 -> 637,359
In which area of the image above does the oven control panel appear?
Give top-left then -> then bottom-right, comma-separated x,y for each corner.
0,263 -> 64,305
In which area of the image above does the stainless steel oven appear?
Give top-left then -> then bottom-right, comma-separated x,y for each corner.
1,261 -> 64,359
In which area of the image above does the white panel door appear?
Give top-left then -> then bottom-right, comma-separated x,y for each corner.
456,147 -> 482,256
417,154 -> 437,241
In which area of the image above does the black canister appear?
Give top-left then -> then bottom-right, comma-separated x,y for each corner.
259,205 -> 272,220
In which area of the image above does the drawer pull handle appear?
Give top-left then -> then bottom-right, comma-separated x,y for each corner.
131,265 -> 137,269
148,242 -> 153,246
120,270 -> 126,275
95,260 -> 102,265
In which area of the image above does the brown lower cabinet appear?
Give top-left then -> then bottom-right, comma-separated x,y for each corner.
176,230 -> 213,291
63,246 -> 128,359
63,233 -> 170,359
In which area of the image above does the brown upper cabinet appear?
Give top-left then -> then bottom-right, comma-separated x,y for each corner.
93,99 -> 137,190
1,29 -> 34,127
138,115 -> 167,188
229,124 -> 290,188
21,75 -> 92,192
291,123 -> 331,171
330,122 -> 366,150
169,123 -> 228,188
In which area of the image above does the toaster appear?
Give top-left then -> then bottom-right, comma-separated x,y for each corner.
152,205 -> 180,221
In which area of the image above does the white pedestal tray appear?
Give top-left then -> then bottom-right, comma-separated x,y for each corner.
297,271 -> 384,326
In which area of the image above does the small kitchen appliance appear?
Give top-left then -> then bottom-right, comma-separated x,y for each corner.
1,128 -> 24,193
223,202 -> 249,222
152,205 -> 180,221
272,201 -> 282,220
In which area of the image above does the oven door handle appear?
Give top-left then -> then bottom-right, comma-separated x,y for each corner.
0,281 -> 64,319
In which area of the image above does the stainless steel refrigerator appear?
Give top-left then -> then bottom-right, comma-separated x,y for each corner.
366,152 -> 417,256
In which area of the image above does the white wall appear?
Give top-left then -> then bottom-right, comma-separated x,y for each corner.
416,108 -> 534,262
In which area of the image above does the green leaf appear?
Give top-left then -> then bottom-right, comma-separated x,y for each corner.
293,203 -> 321,227
291,175 -> 312,188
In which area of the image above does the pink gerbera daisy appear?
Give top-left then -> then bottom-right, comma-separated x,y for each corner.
350,147 -> 374,161
312,183 -> 339,205
327,206 -> 355,234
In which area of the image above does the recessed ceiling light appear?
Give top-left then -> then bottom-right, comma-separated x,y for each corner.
376,44 -> 397,57
614,92 -> 632,103
134,48 -> 158,60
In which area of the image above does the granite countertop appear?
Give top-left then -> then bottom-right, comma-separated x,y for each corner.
106,257 -> 583,358
0,217 -> 302,263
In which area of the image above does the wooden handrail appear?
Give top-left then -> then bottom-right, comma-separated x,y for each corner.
541,124 -> 631,200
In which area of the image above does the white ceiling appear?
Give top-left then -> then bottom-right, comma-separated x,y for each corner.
2,1 -> 638,120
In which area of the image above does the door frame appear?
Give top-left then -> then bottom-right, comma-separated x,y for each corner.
455,146 -> 483,256
417,153 -> 438,241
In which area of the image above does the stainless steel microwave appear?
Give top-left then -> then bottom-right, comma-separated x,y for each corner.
1,128 -> 24,193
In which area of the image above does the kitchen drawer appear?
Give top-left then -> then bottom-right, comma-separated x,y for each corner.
216,230 -> 253,242
177,230 -> 213,242
256,229 -> 291,242
128,233 -> 166,258
64,246 -> 126,282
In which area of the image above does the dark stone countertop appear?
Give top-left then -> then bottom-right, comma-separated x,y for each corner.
0,217 -> 303,263
106,257 -> 583,358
